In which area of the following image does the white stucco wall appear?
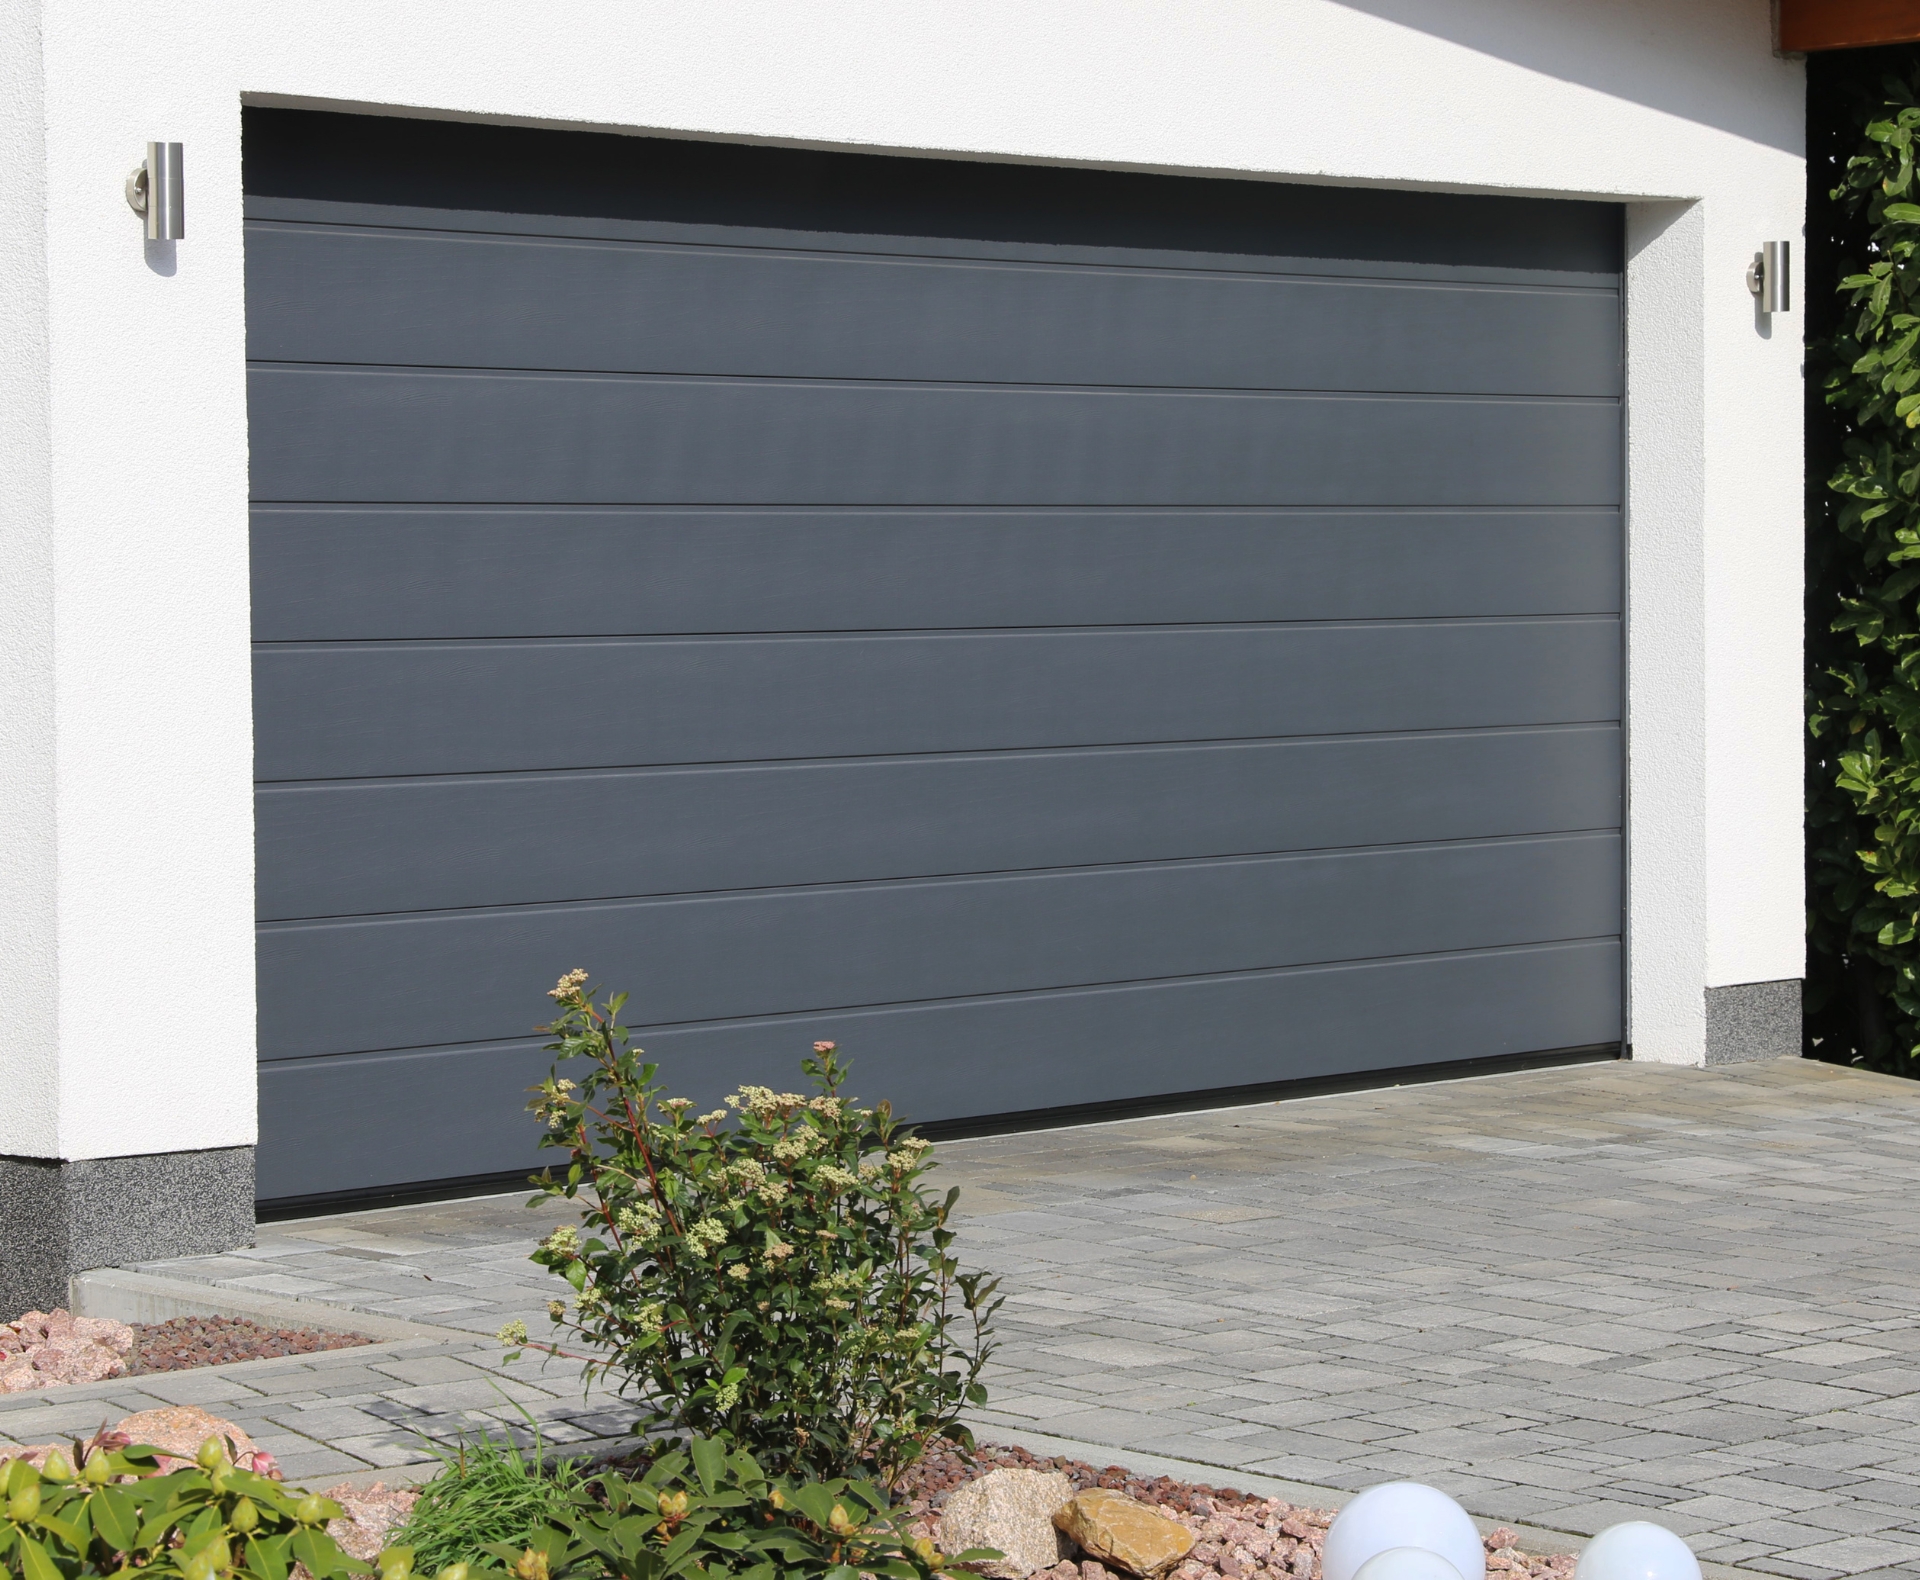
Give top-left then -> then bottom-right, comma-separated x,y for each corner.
0,0 -> 1806,1158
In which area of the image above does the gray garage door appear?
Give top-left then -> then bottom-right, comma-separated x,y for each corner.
245,109 -> 1623,1204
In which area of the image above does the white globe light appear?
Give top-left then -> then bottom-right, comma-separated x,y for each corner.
1353,1548 -> 1467,1580
1323,1483 -> 1487,1580
1574,1522 -> 1701,1580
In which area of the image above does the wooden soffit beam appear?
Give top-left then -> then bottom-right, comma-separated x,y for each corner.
1780,0 -> 1920,51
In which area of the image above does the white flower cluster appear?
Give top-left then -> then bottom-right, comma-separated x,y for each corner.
687,1216 -> 729,1251
727,1085 -> 797,1117
617,1200 -> 664,1238
771,1132 -> 821,1164
541,1226 -> 580,1256
720,1159 -> 791,1206
885,1136 -> 934,1171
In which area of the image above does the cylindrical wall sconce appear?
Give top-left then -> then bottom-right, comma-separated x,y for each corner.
1747,240 -> 1790,314
125,142 -> 184,240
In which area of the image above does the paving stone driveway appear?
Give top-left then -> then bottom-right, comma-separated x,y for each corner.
951,1059 -> 1920,1580
10,1057 -> 1920,1580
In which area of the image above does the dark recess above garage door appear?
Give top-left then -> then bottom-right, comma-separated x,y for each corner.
244,108 -> 1624,1206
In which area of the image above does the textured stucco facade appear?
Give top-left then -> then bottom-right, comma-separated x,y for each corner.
0,0 -> 1805,1269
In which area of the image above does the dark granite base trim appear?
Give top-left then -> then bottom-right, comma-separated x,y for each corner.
1704,979 -> 1803,1067
0,1146 -> 254,1320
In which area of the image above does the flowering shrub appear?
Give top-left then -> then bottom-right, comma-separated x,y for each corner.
518,973 -> 999,1488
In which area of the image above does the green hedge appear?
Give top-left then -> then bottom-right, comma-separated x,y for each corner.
1807,44 -> 1920,1071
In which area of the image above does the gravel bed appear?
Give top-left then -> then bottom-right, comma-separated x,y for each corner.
895,1442 -> 1576,1580
125,1314 -> 371,1375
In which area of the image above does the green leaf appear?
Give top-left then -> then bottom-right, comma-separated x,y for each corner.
251,1532 -> 293,1580
292,1527 -> 351,1580
15,1534 -> 62,1580
29,1513 -> 82,1550
90,1484 -> 139,1551
658,1524 -> 705,1569
690,1438 -> 727,1496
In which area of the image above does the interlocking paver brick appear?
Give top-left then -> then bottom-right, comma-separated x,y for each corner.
1771,1534 -> 1920,1573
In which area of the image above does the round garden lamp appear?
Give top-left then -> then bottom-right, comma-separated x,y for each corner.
1323,1483 -> 1487,1580
1573,1522 -> 1701,1580
1353,1548 -> 1468,1580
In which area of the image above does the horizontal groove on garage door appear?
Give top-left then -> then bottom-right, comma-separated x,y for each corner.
248,367 -> 1620,507
255,619 -> 1621,780
250,508 -> 1624,640
257,725 -> 1622,919
245,108 -> 1623,1202
259,832 -> 1620,1059
257,939 -> 1623,1194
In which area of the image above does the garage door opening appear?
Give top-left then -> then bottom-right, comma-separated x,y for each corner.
244,108 -> 1624,1208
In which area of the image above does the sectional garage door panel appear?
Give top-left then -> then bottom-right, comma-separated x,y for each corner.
245,109 -> 1624,1203
257,938 -> 1623,1199
260,831 -> 1620,1060
256,620 -> 1620,780
252,508 -> 1623,641
243,224 -> 1623,398
249,368 -> 1619,508
257,726 -> 1622,921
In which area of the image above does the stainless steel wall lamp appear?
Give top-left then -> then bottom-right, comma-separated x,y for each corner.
125,142 -> 184,240
1747,240 -> 1789,314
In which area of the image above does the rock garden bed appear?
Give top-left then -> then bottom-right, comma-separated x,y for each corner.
0,1307 -> 370,1392
0,1411 -> 1578,1580
313,1438 -> 1584,1580
895,1443 -> 1575,1580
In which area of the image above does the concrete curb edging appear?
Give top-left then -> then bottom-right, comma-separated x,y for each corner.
966,1419 -> 1754,1580
70,1268 -> 482,1344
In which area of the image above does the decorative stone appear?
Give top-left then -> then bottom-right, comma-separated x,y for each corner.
0,1309 -> 133,1390
114,1406 -> 268,1473
940,1467 -> 1076,1579
1055,1490 -> 1196,1579
0,1409 -> 278,1483
321,1482 -> 421,1561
